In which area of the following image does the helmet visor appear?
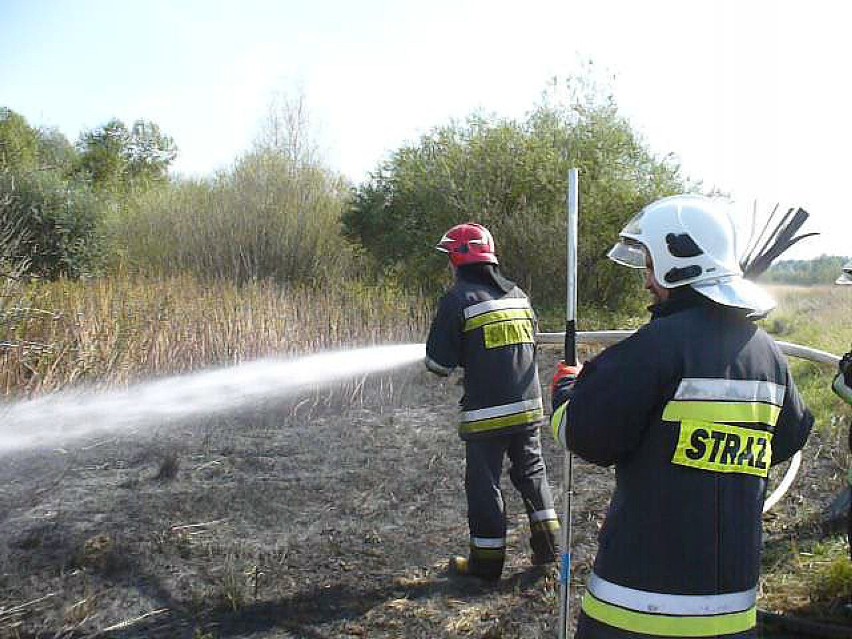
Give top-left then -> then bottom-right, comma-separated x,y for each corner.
607,239 -> 647,269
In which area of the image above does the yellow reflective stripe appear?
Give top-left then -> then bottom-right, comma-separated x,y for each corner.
582,591 -> 756,637
459,408 -> 543,435
469,547 -> 505,560
464,308 -> 534,332
531,519 -> 560,533
663,400 -> 780,426
483,319 -> 534,348
551,401 -> 568,444
673,420 -> 772,478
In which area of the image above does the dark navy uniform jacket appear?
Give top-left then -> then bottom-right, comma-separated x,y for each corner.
551,289 -> 813,638
426,270 -> 543,440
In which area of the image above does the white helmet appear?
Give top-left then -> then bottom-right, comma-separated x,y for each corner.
837,259 -> 852,285
607,194 -> 776,316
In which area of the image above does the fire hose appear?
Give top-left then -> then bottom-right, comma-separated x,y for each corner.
535,329 -> 841,514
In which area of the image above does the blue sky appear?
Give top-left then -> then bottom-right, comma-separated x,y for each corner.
1,0 -> 849,259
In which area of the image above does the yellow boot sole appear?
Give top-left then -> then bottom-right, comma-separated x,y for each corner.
448,556 -> 469,575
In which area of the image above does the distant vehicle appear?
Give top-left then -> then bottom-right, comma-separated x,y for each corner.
837,259 -> 852,285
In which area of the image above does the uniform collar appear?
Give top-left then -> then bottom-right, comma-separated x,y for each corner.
649,286 -> 721,320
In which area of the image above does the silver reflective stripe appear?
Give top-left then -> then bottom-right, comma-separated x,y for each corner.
530,508 -> 558,523
461,398 -> 543,423
588,573 -> 757,616
674,378 -> 785,407
425,356 -> 454,376
471,536 -> 506,549
463,297 -> 530,320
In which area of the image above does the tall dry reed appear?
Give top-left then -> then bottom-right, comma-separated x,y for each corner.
0,274 -> 432,398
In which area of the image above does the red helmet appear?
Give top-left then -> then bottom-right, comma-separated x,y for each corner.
436,223 -> 498,266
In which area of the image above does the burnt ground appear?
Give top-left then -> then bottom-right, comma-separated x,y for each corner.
0,346 -> 849,638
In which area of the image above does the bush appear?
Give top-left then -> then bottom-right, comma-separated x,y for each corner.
344,78 -> 688,314
0,169 -> 106,279
110,150 -> 351,285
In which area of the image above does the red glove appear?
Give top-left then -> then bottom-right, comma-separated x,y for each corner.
551,361 -> 583,397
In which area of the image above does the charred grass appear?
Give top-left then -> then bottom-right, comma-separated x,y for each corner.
0,366 -> 596,638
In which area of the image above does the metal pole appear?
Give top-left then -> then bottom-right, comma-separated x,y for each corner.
559,168 -> 579,639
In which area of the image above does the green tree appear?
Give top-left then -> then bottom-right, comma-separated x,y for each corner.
111,96 -> 349,285
74,119 -> 130,190
0,109 -> 101,280
344,78 -> 689,313
74,118 -> 176,192
37,126 -> 76,173
0,169 -> 106,279
126,120 -> 177,187
0,109 -> 77,175
764,255 -> 850,286
0,108 -> 40,172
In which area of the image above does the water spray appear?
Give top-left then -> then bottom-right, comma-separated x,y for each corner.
0,343 -> 425,454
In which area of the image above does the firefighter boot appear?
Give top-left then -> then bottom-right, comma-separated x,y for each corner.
448,552 -> 504,581
530,520 -> 560,565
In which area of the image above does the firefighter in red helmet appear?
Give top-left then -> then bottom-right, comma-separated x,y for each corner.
425,222 -> 560,581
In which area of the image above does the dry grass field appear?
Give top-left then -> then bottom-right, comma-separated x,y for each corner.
0,278 -> 849,638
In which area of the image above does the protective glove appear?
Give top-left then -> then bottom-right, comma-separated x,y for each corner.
841,351 -> 852,387
551,361 -> 583,412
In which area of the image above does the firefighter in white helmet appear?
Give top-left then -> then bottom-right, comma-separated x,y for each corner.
831,260 -> 852,405
425,222 -> 560,581
831,259 -> 852,560
836,259 -> 852,286
551,195 -> 813,638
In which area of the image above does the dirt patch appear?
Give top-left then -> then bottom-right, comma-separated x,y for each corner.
0,348 -> 848,638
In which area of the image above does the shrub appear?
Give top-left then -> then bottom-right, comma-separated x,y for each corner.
0,169 -> 106,279
111,150 -> 351,285
344,77 -> 688,314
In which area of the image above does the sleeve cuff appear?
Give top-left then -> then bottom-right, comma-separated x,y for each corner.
425,356 -> 455,376
551,400 -> 569,448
